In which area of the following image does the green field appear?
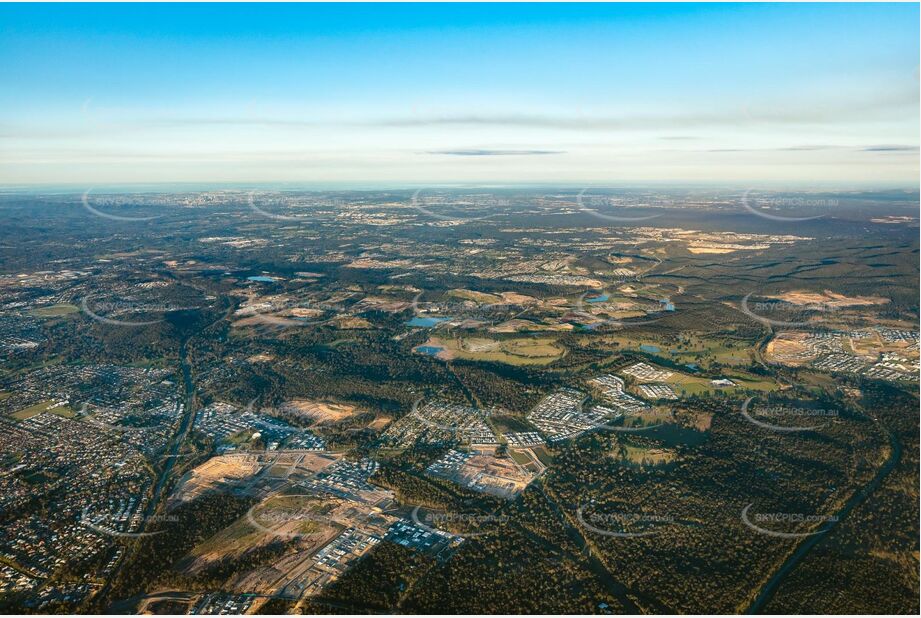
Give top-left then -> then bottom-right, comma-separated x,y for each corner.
725,374 -> 781,392
489,414 -> 536,433
10,400 -> 62,420
507,449 -> 533,466
447,289 -> 502,304
602,333 -> 754,369
50,405 -> 76,418
420,335 -> 566,366
618,359 -> 782,397
29,303 -> 79,317
617,444 -> 677,466
530,445 -> 554,466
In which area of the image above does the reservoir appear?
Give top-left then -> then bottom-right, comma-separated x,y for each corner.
416,345 -> 445,356
406,316 -> 450,327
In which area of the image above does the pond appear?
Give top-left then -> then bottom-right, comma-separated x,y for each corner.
647,424 -> 708,448
406,316 -> 450,327
416,345 -> 445,357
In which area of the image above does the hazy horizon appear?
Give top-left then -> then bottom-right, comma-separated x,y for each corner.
1,3 -> 918,186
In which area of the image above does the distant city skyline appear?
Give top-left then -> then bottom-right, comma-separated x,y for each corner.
1,3 -> 918,186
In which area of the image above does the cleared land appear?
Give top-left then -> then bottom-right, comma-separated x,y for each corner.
415,336 -> 565,365
768,290 -> 889,308
169,454 -> 264,506
9,400 -> 73,420
616,444 -> 677,466
29,303 -> 79,317
278,400 -> 362,426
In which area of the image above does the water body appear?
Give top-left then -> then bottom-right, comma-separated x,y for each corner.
416,345 -> 445,357
640,344 -> 661,353
406,316 -> 450,327
247,275 -> 277,283
586,293 -> 609,303
648,424 -> 708,448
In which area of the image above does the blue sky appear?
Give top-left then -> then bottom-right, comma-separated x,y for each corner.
1,3 -> 918,186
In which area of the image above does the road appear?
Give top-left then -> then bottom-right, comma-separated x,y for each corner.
148,339 -> 197,510
95,338 -> 199,609
745,420 -> 902,614
98,298 -> 232,609
535,481 -> 665,614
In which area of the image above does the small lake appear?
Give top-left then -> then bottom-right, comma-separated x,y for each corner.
648,424 -> 708,448
639,344 -> 660,353
416,345 -> 445,357
586,293 -> 609,303
406,316 -> 450,327
247,275 -> 277,283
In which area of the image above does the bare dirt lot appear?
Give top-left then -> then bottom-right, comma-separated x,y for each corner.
169,454 -> 262,506
278,400 -> 362,426
769,290 -> 889,308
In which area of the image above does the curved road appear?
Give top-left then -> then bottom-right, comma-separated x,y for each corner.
745,421 -> 902,614
99,297 -> 232,610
